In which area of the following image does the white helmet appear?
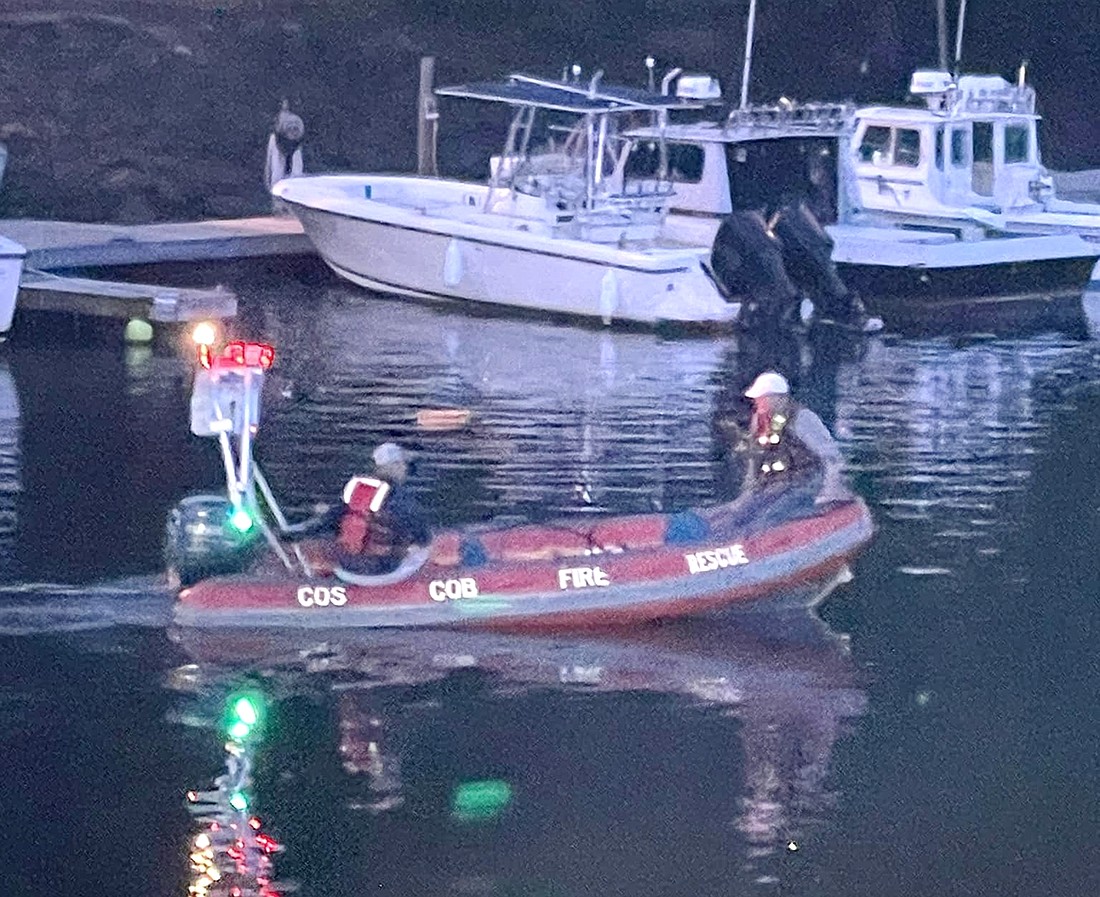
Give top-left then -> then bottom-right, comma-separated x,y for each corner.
744,371 -> 790,399
372,442 -> 410,468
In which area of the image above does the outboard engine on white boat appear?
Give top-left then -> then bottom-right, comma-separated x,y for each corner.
709,210 -> 802,331
771,200 -> 867,326
165,335 -> 281,587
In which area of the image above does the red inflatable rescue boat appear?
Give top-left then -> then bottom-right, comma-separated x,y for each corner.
168,336 -> 873,630
174,495 -> 873,629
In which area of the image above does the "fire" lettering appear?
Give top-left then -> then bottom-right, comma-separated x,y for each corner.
557,566 -> 611,590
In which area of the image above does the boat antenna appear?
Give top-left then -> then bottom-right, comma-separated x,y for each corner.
645,55 -> 656,92
739,0 -> 758,111
936,0 -> 948,70
952,0 -> 967,77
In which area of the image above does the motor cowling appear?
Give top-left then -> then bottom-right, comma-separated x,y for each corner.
710,210 -> 801,329
771,201 -> 865,324
165,494 -> 263,588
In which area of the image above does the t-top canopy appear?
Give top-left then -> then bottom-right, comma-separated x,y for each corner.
435,73 -> 708,114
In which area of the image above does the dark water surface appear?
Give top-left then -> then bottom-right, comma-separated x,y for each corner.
2,273 -> 1100,897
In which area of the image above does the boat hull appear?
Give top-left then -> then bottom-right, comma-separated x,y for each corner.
0,236 -> 26,334
275,175 -> 738,328
174,498 -> 874,631
838,253 -> 1098,300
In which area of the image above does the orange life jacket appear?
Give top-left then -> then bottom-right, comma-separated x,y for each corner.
336,477 -> 391,556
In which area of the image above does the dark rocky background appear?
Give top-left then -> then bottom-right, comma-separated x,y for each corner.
0,0 -> 1096,223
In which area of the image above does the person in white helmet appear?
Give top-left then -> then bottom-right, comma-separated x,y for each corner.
285,442 -> 431,576
740,370 -> 852,506
334,442 -> 431,576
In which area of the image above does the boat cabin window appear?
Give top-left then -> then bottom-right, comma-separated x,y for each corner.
894,129 -> 921,167
935,127 -> 945,170
624,141 -> 704,183
725,138 -> 838,222
972,121 -> 994,196
950,129 -> 968,166
857,125 -> 922,168
1004,124 -> 1030,163
857,126 -> 891,164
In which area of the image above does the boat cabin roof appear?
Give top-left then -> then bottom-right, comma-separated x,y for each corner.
436,74 -> 708,114
855,105 -> 1040,125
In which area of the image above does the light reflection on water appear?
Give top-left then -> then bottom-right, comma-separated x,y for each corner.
0,360 -> 19,581
251,288 -> 731,521
170,615 -> 865,892
1,279 -> 1099,896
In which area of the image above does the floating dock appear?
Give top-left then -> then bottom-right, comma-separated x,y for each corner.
0,215 -> 313,326
18,269 -> 237,323
0,215 -> 311,270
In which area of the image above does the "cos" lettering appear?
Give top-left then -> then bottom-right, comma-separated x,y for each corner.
297,585 -> 348,607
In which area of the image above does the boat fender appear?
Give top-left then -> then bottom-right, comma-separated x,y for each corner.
664,510 -> 710,545
444,239 -> 464,286
599,269 -> 619,325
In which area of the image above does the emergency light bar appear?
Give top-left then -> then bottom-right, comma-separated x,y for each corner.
199,340 -> 276,371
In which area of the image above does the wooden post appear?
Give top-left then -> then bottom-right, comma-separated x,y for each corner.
417,56 -> 439,176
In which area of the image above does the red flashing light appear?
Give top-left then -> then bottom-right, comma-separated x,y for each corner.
198,340 -> 276,372
255,833 -> 282,854
223,341 -> 275,371
248,816 -> 262,830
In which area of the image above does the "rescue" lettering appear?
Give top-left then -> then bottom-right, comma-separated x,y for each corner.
684,544 -> 749,574
429,578 -> 479,602
297,585 -> 348,607
558,566 -> 611,590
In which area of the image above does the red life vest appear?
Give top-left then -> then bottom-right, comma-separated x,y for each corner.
337,477 -> 391,556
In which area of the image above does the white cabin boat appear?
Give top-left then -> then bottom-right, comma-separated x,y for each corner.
850,70 -> 1100,239
274,74 -> 740,329
650,70 -> 1100,314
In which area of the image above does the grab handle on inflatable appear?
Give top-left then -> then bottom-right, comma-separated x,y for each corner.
334,547 -> 431,587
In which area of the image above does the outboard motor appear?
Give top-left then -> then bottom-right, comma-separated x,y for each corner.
166,494 -> 263,587
710,211 -> 802,330
771,200 -> 866,325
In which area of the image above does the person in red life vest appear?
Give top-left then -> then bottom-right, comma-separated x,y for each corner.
334,442 -> 431,577
741,370 -> 852,506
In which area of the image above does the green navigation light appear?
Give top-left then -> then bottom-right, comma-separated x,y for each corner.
229,791 -> 248,812
233,697 -> 259,726
227,507 -> 254,533
451,779 -> 513,822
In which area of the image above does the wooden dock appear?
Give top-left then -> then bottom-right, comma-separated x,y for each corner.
0,214 -> 313,326
0,215 -> 312,270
